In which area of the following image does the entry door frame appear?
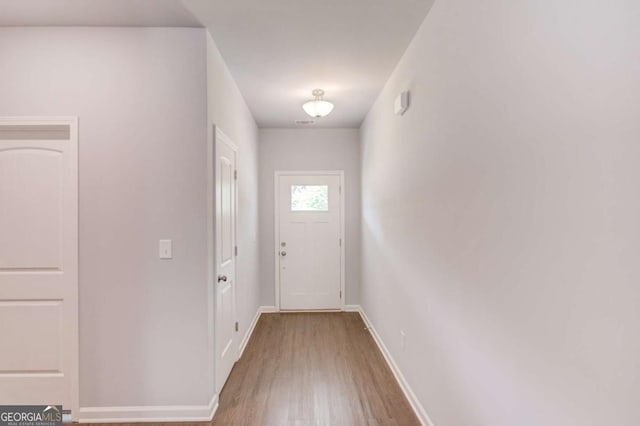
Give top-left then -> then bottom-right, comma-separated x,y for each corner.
0,116 -> 79,419
274,170 -> 345,311
207,125 -> 239,394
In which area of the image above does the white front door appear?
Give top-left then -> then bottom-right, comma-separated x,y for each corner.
214,129 -> 237,392
0,118 -> 78,415
277,173 -> 343,310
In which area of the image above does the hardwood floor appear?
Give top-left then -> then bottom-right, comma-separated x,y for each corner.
212,312 -> 419,425
77,312 -> 420,426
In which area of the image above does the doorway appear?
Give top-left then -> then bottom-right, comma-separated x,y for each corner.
0,117 -> 79,418
275,171 -> 345,310
211,127 -> 238,393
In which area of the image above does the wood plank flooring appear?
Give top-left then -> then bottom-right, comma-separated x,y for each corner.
77,312 -> 420,426
213,312 -> 418,425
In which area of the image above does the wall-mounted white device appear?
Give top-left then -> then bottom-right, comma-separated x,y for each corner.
159,239 -> 173,259
395,91 -> 410,115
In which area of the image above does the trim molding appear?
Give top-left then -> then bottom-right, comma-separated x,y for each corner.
343,304 -> 361,312
352,305 -> 435,426
78,305 -> 433,425
239,305 -> 280,358
238,305 -> 263,358
0,117 -> 80,420
260,305 -> 278,313
78,304 -> 273,423
78,393 -> 218,423
273,170 -> 346,311
79,305 -> 280,423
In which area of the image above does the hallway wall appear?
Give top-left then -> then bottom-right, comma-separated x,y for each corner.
0,27 -> 260,419
206,33 -> 260,395
258,128 -> 361,306
360,0 -> 640,425
0,27 -> 210,409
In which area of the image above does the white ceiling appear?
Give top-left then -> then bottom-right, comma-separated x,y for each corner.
183,0 -> 434,128
0,0 -> 201,27
0,0 -> 434,128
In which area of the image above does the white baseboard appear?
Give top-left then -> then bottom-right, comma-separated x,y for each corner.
259,305 -> 362,313
353,305 -> 435,426
238,306 -> 268,359
238,305 -> 280,359
78,305 -> 274,424
260,306 -> 362,313
78,305 -> 432,425
78,393 -> 218,423
343,304 -> 361,312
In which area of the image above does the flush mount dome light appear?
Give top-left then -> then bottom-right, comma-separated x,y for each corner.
302,89 -> 334,118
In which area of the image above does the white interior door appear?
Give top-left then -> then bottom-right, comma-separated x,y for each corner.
277,173 -> 343,310
215,129 -> 237,392
0,118 -> 78,415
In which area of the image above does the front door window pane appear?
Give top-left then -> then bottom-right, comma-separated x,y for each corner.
291,185 -> 329,211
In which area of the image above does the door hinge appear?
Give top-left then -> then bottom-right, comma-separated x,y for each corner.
340,290 -> 342,299
339,238 -> 342,247
235,245 -> 238,256
235,321 -> 239,332
339,185 -> 342,194
234,170 -> 237,180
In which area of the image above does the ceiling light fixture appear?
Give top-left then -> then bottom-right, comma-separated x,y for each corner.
302,89 -> 334,118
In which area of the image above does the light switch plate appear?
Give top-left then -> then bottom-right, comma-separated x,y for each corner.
395,91 -> 409,115
159,239 -> 172,259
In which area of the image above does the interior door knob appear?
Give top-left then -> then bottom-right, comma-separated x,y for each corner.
217,275 -> 227,282
280,251 -> 287,257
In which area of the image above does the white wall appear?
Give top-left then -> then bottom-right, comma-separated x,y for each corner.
0,27 -> 209,408
206,33 -> 260,387
360,1 -> 640,425
259,128 -> 361,306
0,27 -> 260,416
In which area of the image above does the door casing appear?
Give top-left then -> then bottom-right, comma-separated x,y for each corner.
274,170 -> 346,311
207,125 -> 238,394
0,116 -> 79,419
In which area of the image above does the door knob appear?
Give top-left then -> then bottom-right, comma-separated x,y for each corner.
217,275 -> 227,282
280,251 -> 287,257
